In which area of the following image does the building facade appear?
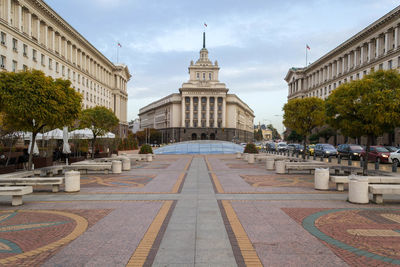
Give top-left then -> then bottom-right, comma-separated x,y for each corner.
139,34 -> 254,143
285,6 -> 400,145
0,0 -> 131,137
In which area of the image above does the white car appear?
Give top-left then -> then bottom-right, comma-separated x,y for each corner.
389,149 -> 400,166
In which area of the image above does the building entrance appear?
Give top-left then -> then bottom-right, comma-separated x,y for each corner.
192,133 -> 197,140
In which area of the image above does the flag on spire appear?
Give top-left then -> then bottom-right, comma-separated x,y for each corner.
306,44 -> 310,50
118,43 -> 122,47
204,22 -> 207,27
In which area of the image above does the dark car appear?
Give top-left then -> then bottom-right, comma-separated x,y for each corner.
314,143 -> 338,157
360,146 -> 391,163
293,144 -> 305,154
337,144 -> 364,159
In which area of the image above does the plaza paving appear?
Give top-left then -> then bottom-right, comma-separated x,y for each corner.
0,154 -> 400,266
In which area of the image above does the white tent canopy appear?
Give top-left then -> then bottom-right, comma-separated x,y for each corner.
42,128 -> 63,140
69,128 -> 115,139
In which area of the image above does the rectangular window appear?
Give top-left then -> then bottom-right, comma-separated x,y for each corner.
55,62 -> 59,72
0,55 -> 6,68
78,74 -> 80,83
68,69 -> 70,79
23,44 -> 28,57
12,38 -> 17,51
356,73 -> 360,80
196,73 -> 199,79
73,71 -> 75,81
48,58 -> 52,69
209,73 -> 212,80
41,54 -> 45,66
62,66 -> 65,76
32,49 -> 37,62
0,32 -> 6,45
388,60 -> 393,69
379,64 -> 383,70
22,65 -> 28,71
12,60 -> 17,72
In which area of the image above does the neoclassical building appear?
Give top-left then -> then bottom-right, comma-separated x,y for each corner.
0,0 -> 131,137
285,6 -> 400,145
139,34 -> 254,143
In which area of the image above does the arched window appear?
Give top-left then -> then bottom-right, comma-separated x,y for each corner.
197,72 -> 199,79
203,73 -> 205,80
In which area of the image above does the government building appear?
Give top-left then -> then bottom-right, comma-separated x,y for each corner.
139,34 -> 254,143
0,0 -> 131,137
285,6 -> 400,145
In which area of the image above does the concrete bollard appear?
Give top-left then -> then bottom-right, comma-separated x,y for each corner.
111,154 -> 118,158
314,168 -> 330,190
112,160 -> 122,174
348,175 -> 369,204
247,154 -> 255,164
338,156 -> 342,164
348,157 -> 352,166
313,154 -> 316,161
393,162 -> 398,173
266,158 -> 275,170
320,156 -> 323,162
146,154 -> 153,162
122,157 -> 131,171
375,160 -> 379,170
236,152 -> 241,159
65,171 -> 80,192
275,160 -> 286,174
328,156 -> 332,163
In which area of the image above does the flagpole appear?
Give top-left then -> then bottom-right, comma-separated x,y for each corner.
117,46 -> 119,63
305,45 -> 307,67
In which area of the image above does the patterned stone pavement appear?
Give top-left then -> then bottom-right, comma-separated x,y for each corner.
0,153 -> 399,266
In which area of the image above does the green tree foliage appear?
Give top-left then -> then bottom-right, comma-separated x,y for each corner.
266,124 -> 281,140
139,144 -> 153,154
254,128 -> 263,141
244,143 -> 258,154
287,130 -> 303,143
283,97 -> 325,157
326,69 -> 400,175
0,70 -> 82,169
79,106 -> 119,159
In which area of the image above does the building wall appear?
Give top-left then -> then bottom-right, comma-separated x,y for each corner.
285,6 -> 400,145
0,0 -> 131,137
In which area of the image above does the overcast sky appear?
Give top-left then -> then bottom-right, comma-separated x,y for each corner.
46,0 -> 398,132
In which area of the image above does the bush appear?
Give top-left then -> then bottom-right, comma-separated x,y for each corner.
139,144 -> 153,154
244,143 -> 258,154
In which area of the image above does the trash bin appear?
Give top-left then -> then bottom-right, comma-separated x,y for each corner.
266,158 -> 275,170
314,168 -> 330,190
65,171 -> 80,192
275,160 -> 286,174
348,175 -> 369,204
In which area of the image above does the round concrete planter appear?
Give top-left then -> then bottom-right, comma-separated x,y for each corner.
111,154 -> 118,158
65,171 -> 80,192
236,152 -> 241,159
314,168 -> 330,190
247,154 -> 255,164
266,158 -> 275,170
122,157 -> 131,171
112,160 -> 122,174
348,175 -> 369,204
275,160 -> 286,174
146,154 -> 153,162
243,153 -> 248,161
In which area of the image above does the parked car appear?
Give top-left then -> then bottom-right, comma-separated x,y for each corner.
307,144 -> 315,156
360,146 -> 391,163
287,144 -> 298,151
389,149 -> 400,166
293,144 -> 305,154
276,142 -> 288,152
314,143 -> 338,157
384,146 -> 398,152
337,144 -> 364,159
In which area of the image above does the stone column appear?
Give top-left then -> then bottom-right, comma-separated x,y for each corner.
58,35 -> 61,55
385,31 -> 389,55
337,58 -> 340,75
214,98 -> 218,126
181,97 -> 185,127
368,41 -> 372,62
353,49 -> 357,67
7,0 -> 11,24
222,97 -> 226,128
18,4 -> 22,31
360,46 -> 364,65
44,25 -> 48,47
395,26 -> 398,50
376,37 -> 380,58
206,96 -> 210,127
37,19 -> 40,44
70,43 -> 73,62
27,12 -> 32,37
347,53 -> 351,71
52,31 -> 55,51
189,96 -> 193,127
342,56 -> 345,73
64,39 -> 67,58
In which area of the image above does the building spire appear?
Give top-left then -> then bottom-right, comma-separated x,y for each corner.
203,32 -> 206,48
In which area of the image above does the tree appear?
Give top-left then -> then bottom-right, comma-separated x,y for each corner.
254,128 -> 263,141
317,127 -> 337,144
79,106 -> 119,159
287,130 -> 303,143
283,97 -> 325,158
326,69 -> 400,175
0,70 -> 82,170
266,124 -> 281,140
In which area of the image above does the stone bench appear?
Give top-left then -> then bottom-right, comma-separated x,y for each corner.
64,164 -> 112,174
369,184 -> 400,204
0,171 -> 35,178
34,166 -> 64,177
0,177 -> 63,192
285,164 -> 329,174
0,186 -> 33,206
331,175 -> 400,191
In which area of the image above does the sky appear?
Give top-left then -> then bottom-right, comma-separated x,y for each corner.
45,0 -> 399,133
